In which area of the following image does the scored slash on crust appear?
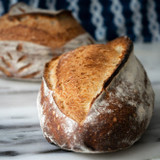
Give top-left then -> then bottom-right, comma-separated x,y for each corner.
43,36 -> 133,124
0,54 -> 40,78
0,41 -> 55,80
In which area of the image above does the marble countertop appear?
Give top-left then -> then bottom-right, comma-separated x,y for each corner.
0,43 -> 160,160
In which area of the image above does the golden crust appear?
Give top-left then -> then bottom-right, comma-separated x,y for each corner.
0,11 -> 85,49
44,37 -> 133,124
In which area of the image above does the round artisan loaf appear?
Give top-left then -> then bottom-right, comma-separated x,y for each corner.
37,36 -> 154,153
0,3 -> 94,81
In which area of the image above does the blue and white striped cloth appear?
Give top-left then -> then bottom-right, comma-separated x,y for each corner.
0,0 -> 160,42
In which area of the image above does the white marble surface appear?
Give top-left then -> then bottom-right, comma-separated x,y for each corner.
0,43 -> 160,160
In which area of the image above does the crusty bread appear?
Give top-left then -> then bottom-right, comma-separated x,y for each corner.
37,36 -> 154,152
0,3 -> 86,49
0,3 -> 94,81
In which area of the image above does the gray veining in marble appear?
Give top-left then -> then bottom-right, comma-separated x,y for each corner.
0,43 -> 160,160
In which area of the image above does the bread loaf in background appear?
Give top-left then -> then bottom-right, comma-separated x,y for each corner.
0,3 -> 94,81
37,36 -> 154,153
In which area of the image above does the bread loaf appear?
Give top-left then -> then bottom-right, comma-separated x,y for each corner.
37,36 -> 154,153
0,3 -> 94,81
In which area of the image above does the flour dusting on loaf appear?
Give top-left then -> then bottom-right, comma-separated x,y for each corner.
84,51 -> 154,147
37,36 -> 154,153
38,78 -> 80,149
107,52 -> 153,125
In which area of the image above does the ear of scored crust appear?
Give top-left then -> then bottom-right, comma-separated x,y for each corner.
44,36 -> 133,124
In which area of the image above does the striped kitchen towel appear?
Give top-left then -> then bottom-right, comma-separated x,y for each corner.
0,0 -> 160,42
